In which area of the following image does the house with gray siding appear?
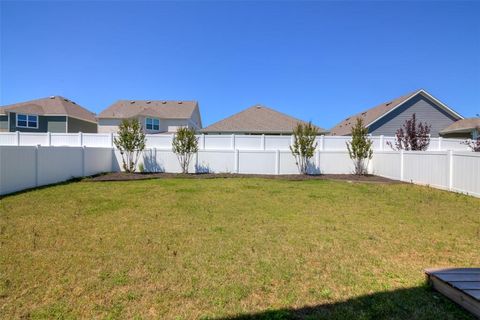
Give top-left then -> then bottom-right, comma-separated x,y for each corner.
330,89 -> 463,137
0,96 -> 97,133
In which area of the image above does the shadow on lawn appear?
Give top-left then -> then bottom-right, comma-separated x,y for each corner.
214,285 -> 473,320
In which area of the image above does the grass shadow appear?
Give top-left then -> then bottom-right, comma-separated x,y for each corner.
212,285 -> 474,320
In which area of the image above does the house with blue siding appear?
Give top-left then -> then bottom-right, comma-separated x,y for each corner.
0,96 -> 97,133
329,89 -> 463,137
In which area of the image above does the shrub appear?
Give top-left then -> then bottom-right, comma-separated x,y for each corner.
346,118 -> 373,175
463,137 -> 480,152
290,122 -> 319,175
172,127 -> 198,174
114,119 -> 146,173
387,113 -> 431,151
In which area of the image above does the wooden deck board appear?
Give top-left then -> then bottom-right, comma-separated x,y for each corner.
432,273 -> 480,282
426,268 -> 480,318
450,282 -> 480,290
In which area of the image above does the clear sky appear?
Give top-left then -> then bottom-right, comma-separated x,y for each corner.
1,1 -> 479,129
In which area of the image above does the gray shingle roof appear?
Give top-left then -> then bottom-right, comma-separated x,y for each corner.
98,100 -> 198,120
440,118 -> 480,134
201,105 -> 326,134
329,91 -> 419,136
0,96 -> 97,123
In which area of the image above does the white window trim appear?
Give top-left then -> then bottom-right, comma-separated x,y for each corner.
145,117 -> 160,131
16,114 -> 39,129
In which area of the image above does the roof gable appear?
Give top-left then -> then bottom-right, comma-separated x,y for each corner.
329,90 -> 463,136
0,96 -> 97,123
201,105 -> 326,134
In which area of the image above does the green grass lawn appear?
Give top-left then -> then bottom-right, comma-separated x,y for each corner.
0,178 -> 479,319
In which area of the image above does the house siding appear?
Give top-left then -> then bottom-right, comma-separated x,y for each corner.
67,116 -> 97,133
98,118 -> 121,133
0,115 -> 8,132
8,112 -> 67,133
368,94 -> 459,137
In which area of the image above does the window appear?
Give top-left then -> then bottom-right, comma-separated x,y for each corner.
146,118 -> 159,131
17,114 -> 38,128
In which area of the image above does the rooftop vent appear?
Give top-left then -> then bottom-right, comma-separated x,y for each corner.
130,100 -> 135,104
361,112 -> 367,116
146,101 -> 151,104
49,96 -> 55,99
162,101 -> 167,104
178,101 -> 183,104
386,101 -> 392,106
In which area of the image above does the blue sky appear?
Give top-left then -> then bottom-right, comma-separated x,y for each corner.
1,1 -> 479,129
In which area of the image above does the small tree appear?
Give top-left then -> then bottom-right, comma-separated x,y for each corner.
290,122 -> 319,175
387,113 -> 431,151
346,118 -> 373,175
172,127 -> 198,174
114,119 -> 146,173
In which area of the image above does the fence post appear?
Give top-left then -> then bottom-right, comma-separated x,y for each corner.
379,135 -> 384,151
47,132 -> 51,146
82,146 -> 86,177
110,132 -> 114,147
261,134 -> 266,150
16,131 -> 20,146
315,149 -> 320,173
35,145 -> 39,187
231,134 -> 235,150
234,149 -> 239,173
275,150 -> 280,174
78,132 -> 83,147
438,137 -> 442,151
448,150 -> 453,191
201,134 -> 205,150
320,135 -> 324,151
400,149 -> 404,181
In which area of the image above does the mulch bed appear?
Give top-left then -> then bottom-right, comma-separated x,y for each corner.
87,172 -> 399,184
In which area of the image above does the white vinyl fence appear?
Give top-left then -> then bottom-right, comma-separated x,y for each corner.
0,132 -> 471,151
0,141 -> 479,198
0,146 -> 112,195
373,151 -> 480,197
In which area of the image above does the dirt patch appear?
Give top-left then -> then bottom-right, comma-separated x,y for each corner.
87,172 -> 399,184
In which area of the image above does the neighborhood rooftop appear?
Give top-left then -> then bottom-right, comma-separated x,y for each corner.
0,96 -> 97,123
201,105 -> 326,134
97,100 -> 199,119
329,89 -> 464,136
440,118 -> 480,135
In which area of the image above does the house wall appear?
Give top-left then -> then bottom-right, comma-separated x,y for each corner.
368,94 -> 460,137
0,115 -> 8,132
98,118 -> 122,133
99,117 -> 195,134
67,116 -> 97,133
8,112 -> 67,133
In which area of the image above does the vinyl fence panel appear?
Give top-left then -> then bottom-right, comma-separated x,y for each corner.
372,152 -> 401,180
451,152 -> 480,197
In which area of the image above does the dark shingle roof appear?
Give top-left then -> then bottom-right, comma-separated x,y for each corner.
98,100 -> 198,120
0,96 -> 96,123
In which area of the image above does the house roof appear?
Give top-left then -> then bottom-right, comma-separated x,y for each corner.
98,100 -> 198,120
440,118 -> 480,134
329,89 -> 463,136
201,105 -> 326,134
0,96 -> 97,123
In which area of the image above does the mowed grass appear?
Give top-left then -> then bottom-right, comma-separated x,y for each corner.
0,178 -> 479,319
